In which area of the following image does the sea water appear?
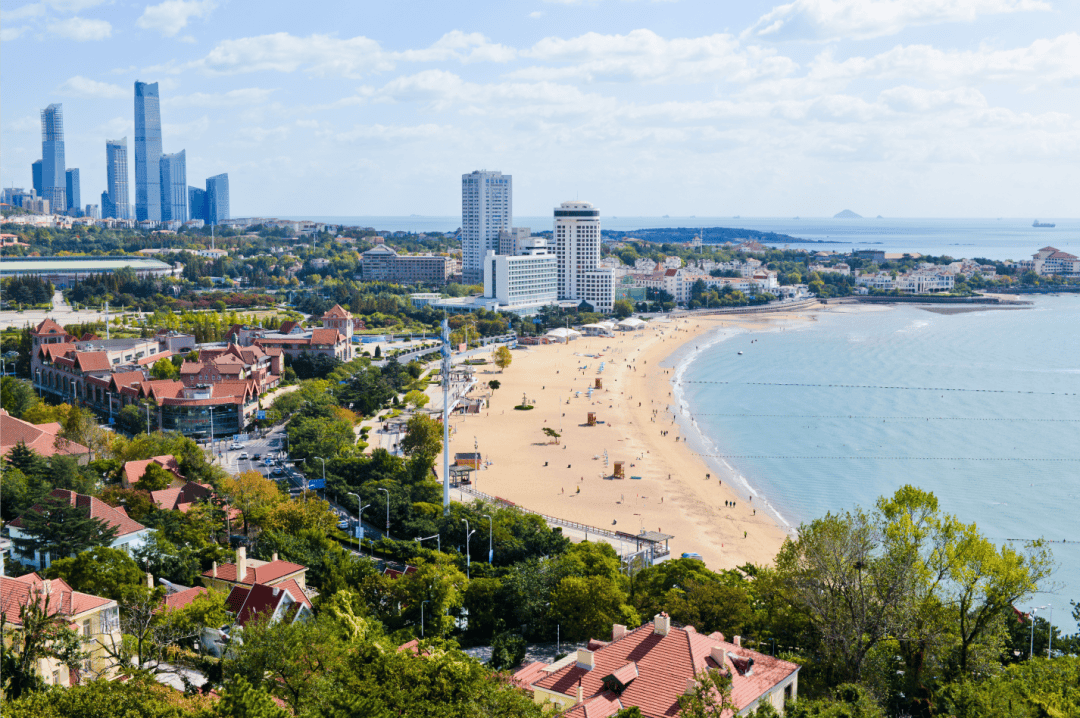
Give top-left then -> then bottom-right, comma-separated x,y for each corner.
287,216 -> 1079,262
675,296 -> 1080,625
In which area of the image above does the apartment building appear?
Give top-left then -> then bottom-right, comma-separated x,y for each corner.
361,245 -> 452,285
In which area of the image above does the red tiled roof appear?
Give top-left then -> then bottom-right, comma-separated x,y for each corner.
180,362 -> 204,375
225,585 -> 250,613
0,409 -> 89,459
511,661 -> 549,689
520,620 -> 799,717
232,579 -> 311,628
322,304 -> 351,319
564,692 -> 624,718
122,455 -> 183,489
10,489 -> 146,538
150,481 -> 212,511
310,328 -> 342,345
33,318 -> 68,337
74,351 -> 112,373
0,573 -> 113,626
38,342 -> 77,361
278,321 -> 300,334
161,586 -> 209,612
138,351 -> 172,366
203,560 -> 306,586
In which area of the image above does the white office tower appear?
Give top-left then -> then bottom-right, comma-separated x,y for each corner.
461,170 -> 512,284
554,201 -> 614,312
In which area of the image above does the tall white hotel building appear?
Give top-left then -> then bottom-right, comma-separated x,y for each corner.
461,170 -> 512,284
554,201 -> 614,313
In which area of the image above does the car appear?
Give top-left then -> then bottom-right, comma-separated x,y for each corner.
337,519 -> 350,530
264,458 -> 275,466
229,443 -> 242,451
271,468 -> 284,476
253,453 -> 262,460
238,452 -> 249,460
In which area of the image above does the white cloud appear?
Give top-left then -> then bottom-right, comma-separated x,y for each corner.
334,123 -> 453,143
189,31 -> 513,77
47,16 -> 112,41
514,29 -> 798,83
43,0 -> 109,11
1,4 -> 44,21
167,88 -> 277,107
137,0 -> 216,37
809,34 -> 1080,89
57,75 -> 128,98
529,11 -> 544,18
746,0 -> 1050,42
1,27 -> 29,40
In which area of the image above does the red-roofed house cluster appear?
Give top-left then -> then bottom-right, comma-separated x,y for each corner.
0,572 -> 121,686
196,547 -> 313,657
221,305 -> 357,362
0,408 -> 90,462
513,613 -> 799,717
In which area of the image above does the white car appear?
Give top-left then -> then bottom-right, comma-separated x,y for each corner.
238,452 -> 249,460
264,458 -> 276,466
230,443 -> 243,451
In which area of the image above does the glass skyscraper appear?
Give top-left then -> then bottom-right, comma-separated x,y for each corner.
104,137 -> 130,219
32,160 -> 42,197
159,150 -> 188,223
134,81 -> 163,221
40,104 -> 66,211
188,186 -> 207,223
205,173 -> 230,225
65,168 -> 80,213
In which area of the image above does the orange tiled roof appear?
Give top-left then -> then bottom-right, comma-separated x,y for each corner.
122,455 -> 183,489
161,586 -> 209,612
32,318 -> 68,337
203,560 -> 306,586
73,351 -> 112,373
0,573 -> 113,626
10,489 -> 147,538
0,409 -> 89,459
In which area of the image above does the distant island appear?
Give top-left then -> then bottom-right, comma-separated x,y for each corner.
834,209 -> 863,219
599,226 -> 847,245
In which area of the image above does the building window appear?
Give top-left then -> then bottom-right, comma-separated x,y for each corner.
82,619 -> 92,639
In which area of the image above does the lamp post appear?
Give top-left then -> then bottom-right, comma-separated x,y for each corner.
378,487 -> 390,540
482,514 -> 493,563
346,491 -> 367,547
415,533 -> 440,553
1030,605 -> 1048,659
462,519 -> 476,579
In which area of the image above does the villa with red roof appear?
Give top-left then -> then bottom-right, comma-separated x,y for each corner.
513,614 -> 800,717
121,454 -> 185,489
0,572 -> 122,685
201,546 -> 308,593
0,409 -> 90,462
8,489 -> 155,569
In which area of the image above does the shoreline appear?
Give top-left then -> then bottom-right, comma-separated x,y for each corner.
442,308 -> 864,571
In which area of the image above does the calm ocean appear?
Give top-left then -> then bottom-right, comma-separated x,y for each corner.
673,296 -> 1080,626
288,216 -> 1080,262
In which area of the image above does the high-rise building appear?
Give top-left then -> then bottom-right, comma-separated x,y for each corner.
65,168 -> 81,213
461,170 -> 512,284
159,150 -> 187,223
554,201 -> 614,312
40,104 -> 66,211
32,160 -> 43,198
188,186 -> 207,223
85,204 -> 100,219
104,137 -> 130,219
205,173 -> 229,225
134,81 -> 163,221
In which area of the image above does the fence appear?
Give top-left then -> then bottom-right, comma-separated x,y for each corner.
457,485 -> 622,541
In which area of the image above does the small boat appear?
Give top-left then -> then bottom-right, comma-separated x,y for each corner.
737,351 -> 743,355
1033,220 -> 1056,228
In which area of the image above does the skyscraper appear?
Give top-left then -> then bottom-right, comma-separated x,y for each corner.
205,173 -> 229,225
134,81 -> 163,221
461,170 -> 512,284
554,201 -> 614,312
40,104 -> 66,211
159,150 -> 188,223
104,138 -> 130,219
188,186 -> 207,223
32,160 -> 42,197
65,168 -> 81,213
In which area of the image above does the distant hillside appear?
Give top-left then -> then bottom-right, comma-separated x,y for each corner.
597,226 -> 844,245
834,209 -> 862,219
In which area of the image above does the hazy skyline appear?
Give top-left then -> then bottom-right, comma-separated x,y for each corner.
2,0 -> 1078,219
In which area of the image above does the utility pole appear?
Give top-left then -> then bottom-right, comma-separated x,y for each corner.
441,317 -> 451,515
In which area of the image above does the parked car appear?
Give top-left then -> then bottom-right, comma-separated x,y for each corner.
238,452 -> 249,460
253,453 -> 262,460
229,443 -> 242,451
271,468 -> 284,477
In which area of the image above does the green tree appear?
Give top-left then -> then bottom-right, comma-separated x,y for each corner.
488,379 -> 501,393
137,462 -> 174,491
549,575 -> 639,642
400,413 -> 442,469
0,377 -> 39,418
403,389 -> 429,410
220,470 -> 281,536
259,496 -> 339,535
10,493 -> 120,565
542,427 -> 561,444
44,546 -> 144,602
493,345 -> 513,372
150,357 -> 179,380
613,299 -> 634,319
676,667 -> 735,718
0,589 -> 86,700
212,675 -> 290,718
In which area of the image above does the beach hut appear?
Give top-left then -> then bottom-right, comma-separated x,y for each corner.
545,327 -> 582,343
580,322 -> 615,337
587,412 -> 596,426
616,317 -> 646,331
613,461 -> 625,479
595,378 -> 602,390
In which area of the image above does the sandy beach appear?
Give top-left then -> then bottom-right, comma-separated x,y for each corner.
439,308 -> 840,571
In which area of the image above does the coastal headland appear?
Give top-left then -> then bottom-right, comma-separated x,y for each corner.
440,308 -> 854,570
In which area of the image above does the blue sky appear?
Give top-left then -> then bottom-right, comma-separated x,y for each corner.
2,0 -> 1078,218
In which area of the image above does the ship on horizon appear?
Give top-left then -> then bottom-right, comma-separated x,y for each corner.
1033,220 -> 1056,228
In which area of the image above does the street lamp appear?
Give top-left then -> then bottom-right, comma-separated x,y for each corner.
1030,605 -> 1048,659
462,519 -> 476,579
346,490 -> 368,546
415,533 -> 440,553
482,514 -> 493,563
378,487 -> 390,539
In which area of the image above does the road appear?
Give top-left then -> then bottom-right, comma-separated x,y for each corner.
0,290 -> 150,331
